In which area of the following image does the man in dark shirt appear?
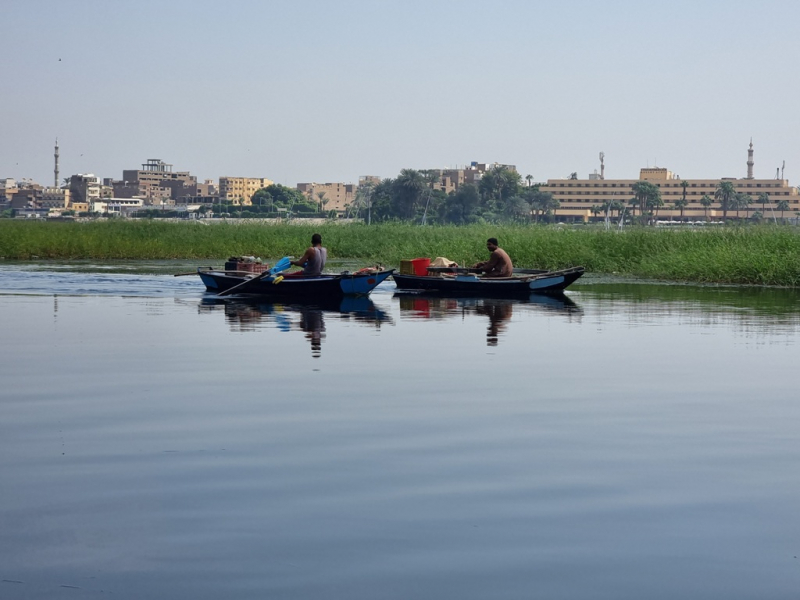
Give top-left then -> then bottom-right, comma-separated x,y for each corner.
472,237 -> 513,278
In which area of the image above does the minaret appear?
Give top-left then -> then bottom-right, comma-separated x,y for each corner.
746,138 -> 754,179
54,138 -> 60,187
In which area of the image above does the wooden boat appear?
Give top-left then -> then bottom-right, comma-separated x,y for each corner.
392,266 -> 584,296
196,267 -> 395,298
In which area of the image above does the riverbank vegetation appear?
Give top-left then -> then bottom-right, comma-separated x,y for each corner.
2,220 -> 799,286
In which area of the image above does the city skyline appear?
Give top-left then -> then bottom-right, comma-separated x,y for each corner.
3,0 -> 800,186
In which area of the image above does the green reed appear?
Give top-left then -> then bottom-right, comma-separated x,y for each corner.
2,220 -> 799,286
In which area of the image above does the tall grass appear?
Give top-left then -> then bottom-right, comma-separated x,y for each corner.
1,220 -> 799,286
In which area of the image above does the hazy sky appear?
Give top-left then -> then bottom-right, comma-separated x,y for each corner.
3,0 -> 800,187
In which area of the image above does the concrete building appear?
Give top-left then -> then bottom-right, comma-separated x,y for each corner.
1,178 -> 18,202
296,182 -> 357,213
91,198 -> 144,216
68,174 -> 102,204
41,187 -> 70,209
416,162 -> 518,195
219,177 -> 273,205
120,159 -> 197,204
539,160 -> 800,222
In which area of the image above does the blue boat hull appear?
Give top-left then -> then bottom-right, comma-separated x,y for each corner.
198,269 -> 394,298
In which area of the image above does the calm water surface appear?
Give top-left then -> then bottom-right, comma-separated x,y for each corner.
1,262 -> 800,599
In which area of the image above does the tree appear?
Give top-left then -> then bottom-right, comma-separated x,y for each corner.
674,198 -> 688,221
648,193 -> 665,222
591,205 -> 604,220
443,184 -> 480,224
714,180 -> 736,222
530,191 -> 558,222
680,179 -> 689,202
631,181 -> 660,224
393,169 -> 426,220
758,192 -> 770,217
751,211 -> 763,223
525,174 -> 533,187
736,193 -> 752,220
700,194 -> 713,220
316,191 -> 327,213
503,196 -> 531,222
776,199 -> 790,221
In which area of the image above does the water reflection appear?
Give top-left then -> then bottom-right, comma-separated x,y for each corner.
574,281 -> 800,337
397,292 -> 582,345
198,295 -> 392,357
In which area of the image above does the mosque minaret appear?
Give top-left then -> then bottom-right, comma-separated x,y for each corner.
747,139 -> 754,179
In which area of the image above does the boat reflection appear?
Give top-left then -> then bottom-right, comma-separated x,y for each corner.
396,292 -> 582,346
198,295 -> 393,357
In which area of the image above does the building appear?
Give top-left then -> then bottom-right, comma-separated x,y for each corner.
219,177 -> 274,205
539,144 -> 800,222
296,182 -> 357,213
1,178 -> 18,202
413,162 -> 518,195
40,187 -> 70,209
68,174 -> 102,204
120,159 -> 197,205
91,198 -> 144,216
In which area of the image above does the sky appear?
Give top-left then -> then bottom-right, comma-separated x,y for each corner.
3,0 -> 800,187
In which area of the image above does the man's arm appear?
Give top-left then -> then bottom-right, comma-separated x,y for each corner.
483,252 -> 501,272
290,247 -> 314,267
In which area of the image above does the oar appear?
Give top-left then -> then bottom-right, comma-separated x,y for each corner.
217,256 -> 292,297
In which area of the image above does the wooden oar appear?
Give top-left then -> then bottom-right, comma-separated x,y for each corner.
217,256 -> 292,297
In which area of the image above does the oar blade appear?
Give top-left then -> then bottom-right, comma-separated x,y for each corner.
270,256 -> 292,275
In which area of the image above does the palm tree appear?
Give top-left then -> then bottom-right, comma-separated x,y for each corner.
776,200 -> 790,221
394,169 -> 426,220
648,194 -> 665,222
700,194 -> 713,221
628,197 -> 638,218
714,181 -> 736,222
590,205 -> 604,221
680,180 -> 689,204
631,181 -> 659,224
758,192 -> 770,217
738,193 -> 752,220
674,198 -> 688,221
525,174 -> 533,187
316,191 -> 327,213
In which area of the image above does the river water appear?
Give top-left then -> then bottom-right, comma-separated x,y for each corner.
1,262 -> 799,599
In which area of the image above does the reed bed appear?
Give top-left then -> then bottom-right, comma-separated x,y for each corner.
2,220 -> 799,286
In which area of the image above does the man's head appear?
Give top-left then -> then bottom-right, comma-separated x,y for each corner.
486,238 -> 498,251
311,233 -> 322,245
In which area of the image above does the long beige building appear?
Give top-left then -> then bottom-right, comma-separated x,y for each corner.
219,177 -> 274,205
540,164 -> 800,222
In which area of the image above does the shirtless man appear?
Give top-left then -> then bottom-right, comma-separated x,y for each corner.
472,237 -> 513,278
290,233 -> 327,276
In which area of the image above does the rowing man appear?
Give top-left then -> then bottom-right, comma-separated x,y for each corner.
472,237 -> 513,278
291,233 -> 328,276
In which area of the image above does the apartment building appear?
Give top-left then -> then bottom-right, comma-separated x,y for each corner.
41,187 -> 70,209
219,177 -> 274,205
120,159 -> 197,203
296,182 -> 356,213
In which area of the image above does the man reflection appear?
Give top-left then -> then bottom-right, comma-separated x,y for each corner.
298,308 -> 326,358
475,301 -> 513,346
